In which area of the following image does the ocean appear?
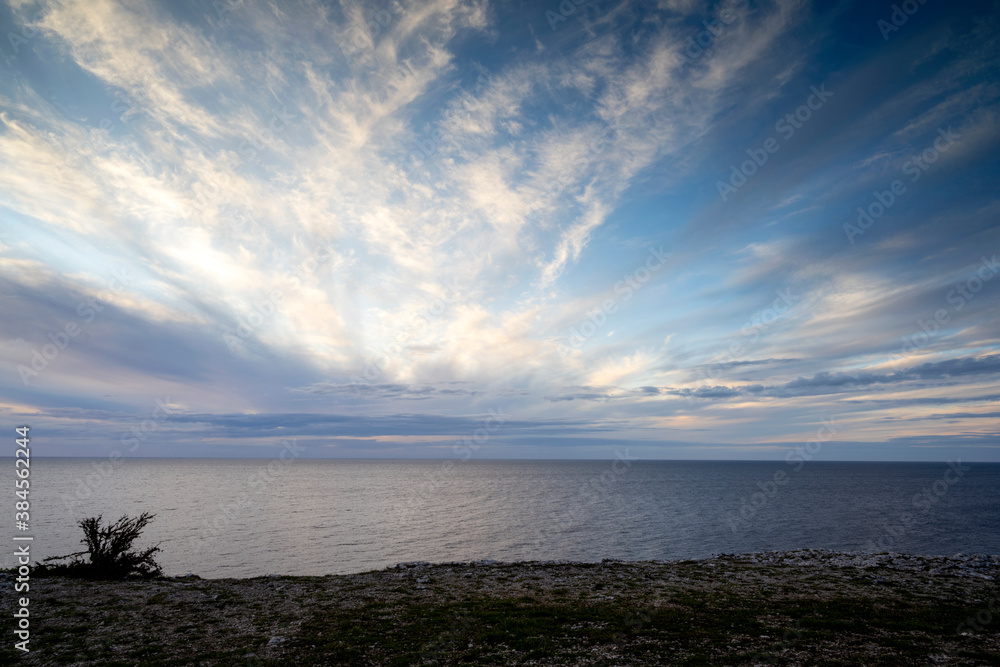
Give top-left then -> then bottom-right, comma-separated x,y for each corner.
8,458 -> 999,578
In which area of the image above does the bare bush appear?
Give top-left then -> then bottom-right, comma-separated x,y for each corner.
37,512 -> 162,580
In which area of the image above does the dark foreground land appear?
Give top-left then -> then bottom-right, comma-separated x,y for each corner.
2,550 -> 999,666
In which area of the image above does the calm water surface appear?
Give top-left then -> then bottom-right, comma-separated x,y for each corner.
6,458 -> 999,578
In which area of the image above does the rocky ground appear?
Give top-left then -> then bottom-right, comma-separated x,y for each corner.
2,549 -> 999,665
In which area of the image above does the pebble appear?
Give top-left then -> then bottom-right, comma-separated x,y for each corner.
710,549 -> 1000,578
382,549 -> 999,579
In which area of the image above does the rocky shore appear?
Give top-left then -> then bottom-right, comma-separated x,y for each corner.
2,549 -> 998,665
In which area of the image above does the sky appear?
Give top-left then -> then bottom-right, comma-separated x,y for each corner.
1,0 -> 999,461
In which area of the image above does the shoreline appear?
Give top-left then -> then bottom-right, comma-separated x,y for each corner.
3,549 -> 998,665
150,547 -> 1000,581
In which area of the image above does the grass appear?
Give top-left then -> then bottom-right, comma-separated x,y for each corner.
1,558 -> 997,665
285,589 -> 993,665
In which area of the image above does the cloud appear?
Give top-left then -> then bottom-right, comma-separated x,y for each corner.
917,411 -> 1000,421
293,381 -> 480,401
782,355 -> 1000,393
699,357 -> 800,369
146,410 -> 620,438
557,355 -> 1000,402
2,0 -> 999,458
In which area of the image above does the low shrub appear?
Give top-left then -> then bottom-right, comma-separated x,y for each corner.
36,512 -> 162,580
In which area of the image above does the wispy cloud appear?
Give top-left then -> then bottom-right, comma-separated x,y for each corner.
1,0 -> 998,460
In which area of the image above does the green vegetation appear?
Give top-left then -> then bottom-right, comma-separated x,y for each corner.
287,591 -> 994,666
2,557 -> 996,665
